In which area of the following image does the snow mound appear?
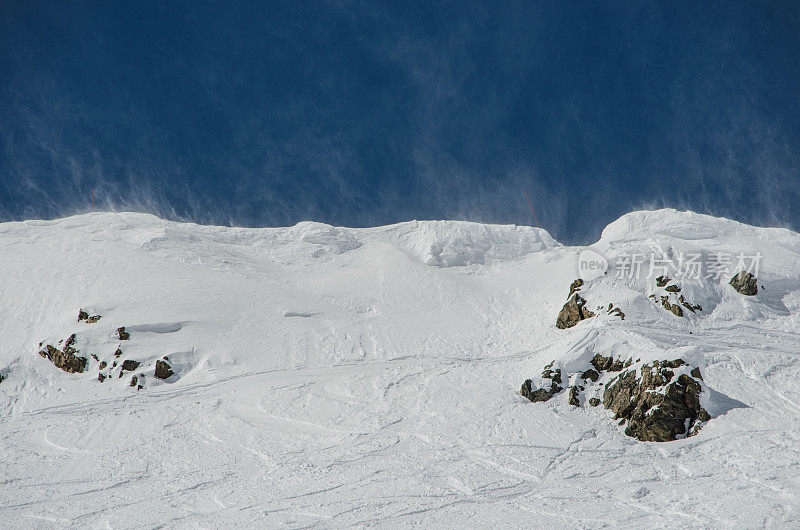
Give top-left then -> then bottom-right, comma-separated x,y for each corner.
377,220 -> 559,267
600,209 -> 800,278
289,221 -> 363,256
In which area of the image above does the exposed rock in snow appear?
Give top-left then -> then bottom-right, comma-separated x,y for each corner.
730,271 -> 758,295
120,359 -> 140,372
78,309 -> 102,323
604,360 -> 710,442
568,278 -> 584,297
590,353 -> 628,372
568,385 -> 581,406
556,293 -> 596,329
521,362 -> 563,402
39,334 -> 87,373
661,295 -> 684,317
524,355 -> 711,442
155,359 -> 174,379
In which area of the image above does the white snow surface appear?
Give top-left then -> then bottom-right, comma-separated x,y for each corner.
1,208 -> 799,527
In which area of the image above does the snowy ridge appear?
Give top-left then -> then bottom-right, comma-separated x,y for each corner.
1,209 -> 799,526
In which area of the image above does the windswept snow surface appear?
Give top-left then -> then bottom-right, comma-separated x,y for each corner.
1,209 -> 799,527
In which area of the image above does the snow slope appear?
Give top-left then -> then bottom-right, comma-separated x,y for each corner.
0,209 -> 799,527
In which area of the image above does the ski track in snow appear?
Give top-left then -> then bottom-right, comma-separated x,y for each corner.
0,210 -> 799,527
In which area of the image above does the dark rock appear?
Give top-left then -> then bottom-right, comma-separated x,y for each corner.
568,279 -> 584,297
114,347 -> 123,357
730,271 -> 758,296
155,359 -> 174,379
91,353 -> 99,361
117,327 -> 130,340
568,386 -> 580,407
607,305 -> 625,320
521,375 -> 562,403
130,375 -> 138,387
656,275 -> 670,287
98,373 -> 106,382
603,360 -> 709,442
603,370 -> 639,418
99,361 -> 107,370
591,354 -> 626,372
542,365 -> 562,384
556,294 -> 595,329
581,368 -> 600,382
679,295 -> 702,313
41,341 -> 87,374
521,379 -> 543,402
79,310 -> 101,323
691,367 -> 703,380
661,296 -> 683,317
588,397 -> 601,407
121,359 -> 140,371
665,284 -> 681,293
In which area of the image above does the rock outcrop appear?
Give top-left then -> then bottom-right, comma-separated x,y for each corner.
521,362 -> 563,402
78,309 -> 102,323
730,271 -> 758,296
37,314 -> 185,390
653,277 -> 702,317
590,353 -> 628,372
661,296 -> 684,317
679,295 -> 702,314
568,279 -> 584,297
121,359 -> 140,371
521,356 -> 711,442
568,386 -> 581,406
607,304 -> 625,320
604,360 -> 709,442
39,334 -> 87,373
155,359 -> 174,379
557,294 -> 595,329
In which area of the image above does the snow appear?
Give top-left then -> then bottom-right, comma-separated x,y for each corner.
1,208 -> 799,526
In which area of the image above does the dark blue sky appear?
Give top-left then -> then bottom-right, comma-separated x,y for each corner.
1,1 -> 799,243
